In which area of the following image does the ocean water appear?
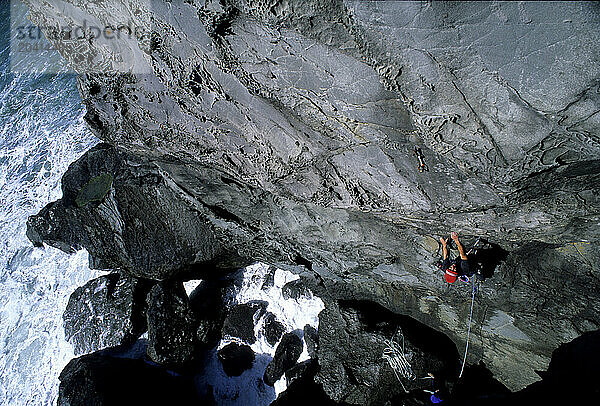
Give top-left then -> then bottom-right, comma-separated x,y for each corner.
0,4 -> 100,405
193,263 -> 324,405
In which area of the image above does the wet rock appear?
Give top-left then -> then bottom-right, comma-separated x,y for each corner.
262,312 -> 286,346
146,281 -> 198,365
261,266 -> 276,290
63,273 -> 151,355
217,343 -> 255,377
282,279 -> 311,300
57,350 -> 204,406
303,324 -> 318,359
189,279 -> 227,349
263,332 -> 303,386
284,358 -> 318,387
222,301 -> 268,344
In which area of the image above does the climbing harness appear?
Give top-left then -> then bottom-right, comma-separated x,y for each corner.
382,328 -> 416,393
414,146 -> 429,172
458,276 -> 477,379
438,237 -> 484,284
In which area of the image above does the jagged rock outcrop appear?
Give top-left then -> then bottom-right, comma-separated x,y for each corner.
26,143 -> 248,280
189,279 -> 228,349
24,0 -> 600,393
146,281 -> 198,365
282,279 -> 311,300
63,272 -> 151,355
222,300 -> 268,344
217,342 -> 255,377
303,324 -> 319,359
58,349 -> 204,406
262,312 -> 286,346
263,331 -> 304,386
261,266 -> 277,290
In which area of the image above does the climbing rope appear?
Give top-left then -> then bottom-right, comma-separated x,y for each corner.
382,328 -> 417,392
458,276 -> 477,378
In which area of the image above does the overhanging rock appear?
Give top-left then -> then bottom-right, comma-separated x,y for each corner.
23,0 -> 600,392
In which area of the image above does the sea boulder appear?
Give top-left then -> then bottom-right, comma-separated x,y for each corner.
63,273 -> 151,355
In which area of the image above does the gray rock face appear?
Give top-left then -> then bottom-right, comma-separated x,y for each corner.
316,300 -> 459,405
146,281 -> 198,365
26,143 -> 247,280
263,332 -> 303,386
24,0 -> 600,392
63,273 -> 150,355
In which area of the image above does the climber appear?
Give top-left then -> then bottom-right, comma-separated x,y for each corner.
422,373 -> 444,404
439,232 -> 471,284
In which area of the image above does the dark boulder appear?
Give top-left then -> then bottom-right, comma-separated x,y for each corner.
262,312 -> 286,346
63,273 -> 151,355
303,324 -> 319,359
146,281 -> 198,365
222,300 -> 268,344
271,359 -> 336,406
217,342 -> 256,377
284,358 -> 317,387
189,279 -> 227,349
57,349 -> 204,406
282,279 -> 311,300
263,332 -> 304,386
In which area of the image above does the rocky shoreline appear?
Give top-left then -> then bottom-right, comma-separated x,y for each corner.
22,0 -> 600,404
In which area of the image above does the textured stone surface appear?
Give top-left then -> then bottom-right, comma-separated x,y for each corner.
303,324 -> 318,359
262,312 -> 285,346
24,0 -> 600,392
63,272 -> 150,355
146,281 -> 198,365
222,301 -> 267,344
316,300 -> 459,405
263,331 -> 303,386
281,279 -> 311,300
27,143 -> 247,280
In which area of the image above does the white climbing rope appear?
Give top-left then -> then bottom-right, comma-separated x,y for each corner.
459,276 -> 477,378
382,328 -> 416,392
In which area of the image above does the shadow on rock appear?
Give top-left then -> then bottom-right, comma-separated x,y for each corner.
57,344 -> 210,406
469,239 -> 509,280
447,329 -> 600,405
